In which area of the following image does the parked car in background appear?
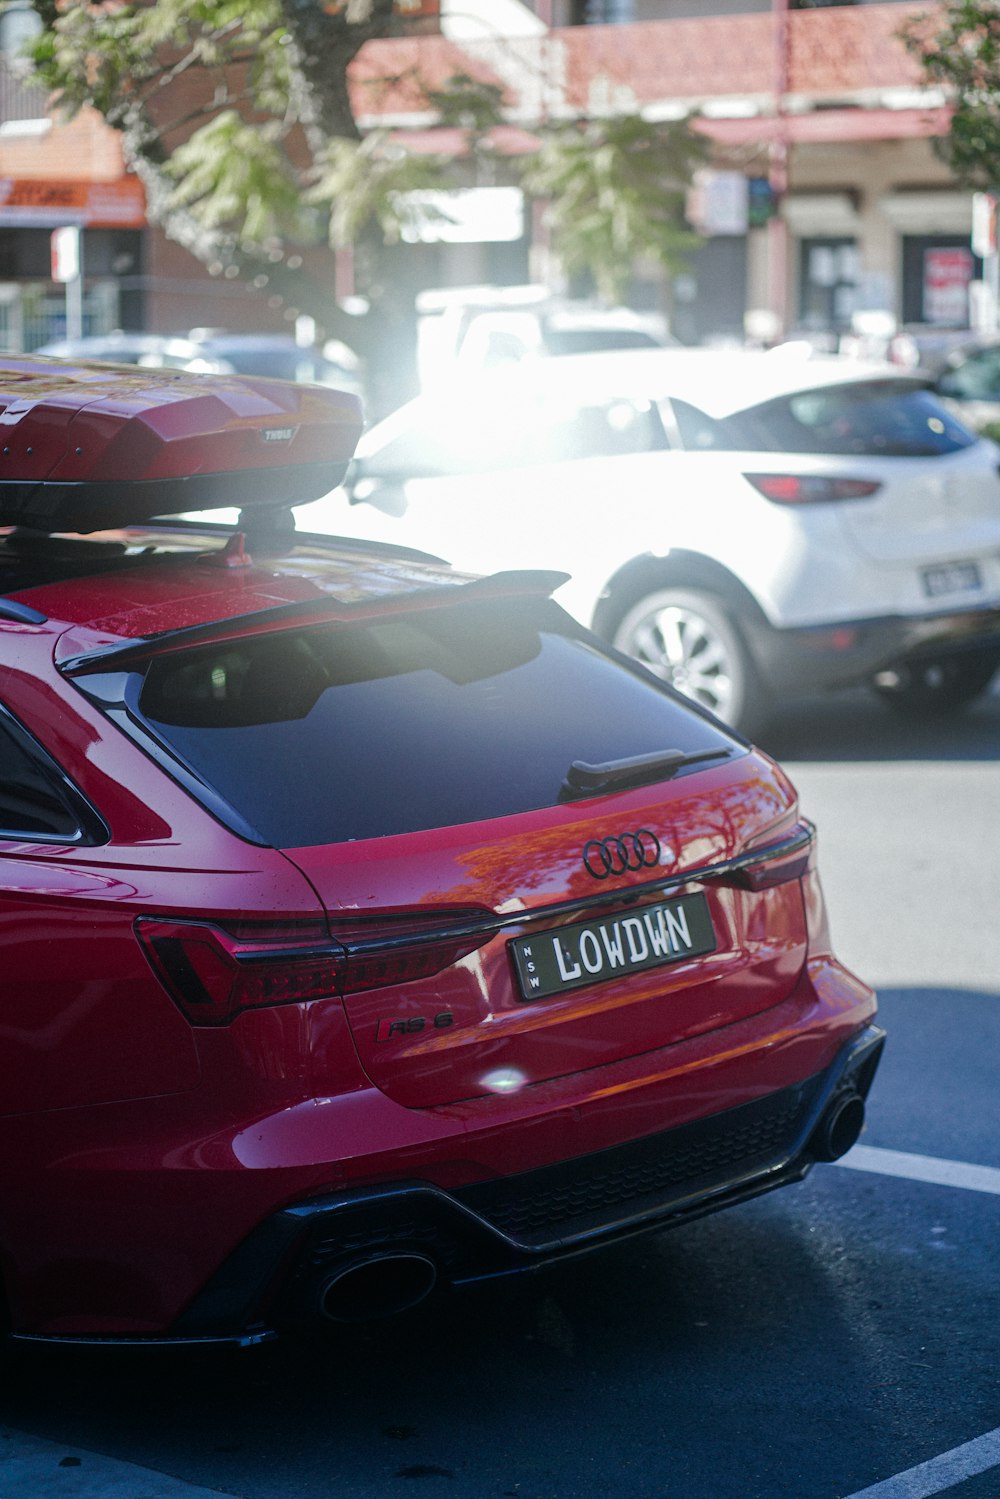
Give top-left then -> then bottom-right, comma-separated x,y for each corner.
839,322 -> 1000,434
35,330 -> 365,402
927,334 -> 1000,434
300,347 -> 1000,736
885,324 -> 978,378
416,284 -> 673,387
0,353 -> 881,1344
183,329 -> 364,399
33,331 -> 231,372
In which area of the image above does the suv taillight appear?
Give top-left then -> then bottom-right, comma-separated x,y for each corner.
136,914 -> 488,1025
744,474 -> 881,504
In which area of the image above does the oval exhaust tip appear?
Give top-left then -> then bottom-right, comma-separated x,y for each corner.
319,1253 -> 438,1323
813,1091 -> 865,1163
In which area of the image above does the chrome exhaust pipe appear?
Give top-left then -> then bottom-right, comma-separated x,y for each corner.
811,1090 -> 865,1163
319,1252 -> 438,1323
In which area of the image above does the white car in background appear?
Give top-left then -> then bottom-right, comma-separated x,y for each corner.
298,348 -> 1000,736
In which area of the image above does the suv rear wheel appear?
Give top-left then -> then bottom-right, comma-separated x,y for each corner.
611,588 -> 766,736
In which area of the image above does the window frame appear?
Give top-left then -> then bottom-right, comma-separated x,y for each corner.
0,704 -> 109,846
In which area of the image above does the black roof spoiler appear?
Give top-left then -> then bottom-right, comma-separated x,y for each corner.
56,568 -> 571,677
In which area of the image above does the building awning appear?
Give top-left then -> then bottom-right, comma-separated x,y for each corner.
387,124 -> 541,156
696,106 -> 952,148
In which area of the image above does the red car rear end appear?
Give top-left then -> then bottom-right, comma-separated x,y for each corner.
0,357 -> 881,1344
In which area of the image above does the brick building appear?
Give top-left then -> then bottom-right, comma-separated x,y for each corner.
0,0 -> 979,350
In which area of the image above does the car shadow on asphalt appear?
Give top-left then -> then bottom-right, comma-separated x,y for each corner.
754,683 -> 1000,764
0,1175 -> 990,1499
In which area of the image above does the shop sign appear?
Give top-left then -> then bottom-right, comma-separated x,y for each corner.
0,178 -> 146,228
686,171 -> 748,237
923,247 -> 974,324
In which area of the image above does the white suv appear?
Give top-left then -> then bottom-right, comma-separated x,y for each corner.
300,348 -> 1000,736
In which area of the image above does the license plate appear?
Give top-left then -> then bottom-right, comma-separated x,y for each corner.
921,561 -> 983,599
510,891 -> 716,1001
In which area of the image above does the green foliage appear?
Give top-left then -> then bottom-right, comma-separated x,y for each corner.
309,132 -> 452,248
902,1 -> 1000,188
520,114 -> 705,304
27,0 -> 291,126
165,112 -> 312,246
425,72 -> 506,138
21,1 -> 707,323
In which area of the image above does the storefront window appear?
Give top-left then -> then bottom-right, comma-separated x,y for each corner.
902,236 -> 978,327
798,237 -> 859,334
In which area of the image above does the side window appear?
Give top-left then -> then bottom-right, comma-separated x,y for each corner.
524,399 -> 668,463
0,711 -> 94,842
364,397 -> 668,477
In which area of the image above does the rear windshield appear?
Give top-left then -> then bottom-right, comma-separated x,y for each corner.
685,380 -> 977,457
80,598 -> 737,846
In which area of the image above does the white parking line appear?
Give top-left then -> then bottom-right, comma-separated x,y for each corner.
835,1147 -> 1000,1497
842,1425 -> 1000,1499
0,1427 -> 234,1498
3,1143 -> 995,1499
835,1144 -> 1000,1196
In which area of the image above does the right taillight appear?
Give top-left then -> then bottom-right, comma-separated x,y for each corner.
744,474 -> 882,505
730,820 -> 815,890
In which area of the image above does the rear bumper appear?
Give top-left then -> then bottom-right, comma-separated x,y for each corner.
5,957 -> 879,1346
158,1023 -> 884,1343
749,602 -> 1000,694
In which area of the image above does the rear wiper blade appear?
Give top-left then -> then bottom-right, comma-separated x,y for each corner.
559,747 -> 731,802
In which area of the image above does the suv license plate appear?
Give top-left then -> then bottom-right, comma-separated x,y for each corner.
510,891 -> 715,1002
921,561 -> 983,598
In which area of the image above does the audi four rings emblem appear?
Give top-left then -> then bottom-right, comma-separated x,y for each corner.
583,829 -> 662,879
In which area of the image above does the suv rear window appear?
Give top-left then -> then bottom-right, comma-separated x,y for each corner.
80,598 -> 738,846
712,380 -> 977,457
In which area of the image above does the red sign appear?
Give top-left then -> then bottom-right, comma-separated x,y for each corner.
0,177 -> 146,228
924,248 -> 974,325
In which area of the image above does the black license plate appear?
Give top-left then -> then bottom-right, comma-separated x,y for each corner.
509,891 -> 716,1001
921,561 -> 983,598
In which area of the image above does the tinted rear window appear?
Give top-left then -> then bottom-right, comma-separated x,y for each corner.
86,598 -> 737,846
710,380 -> 977,457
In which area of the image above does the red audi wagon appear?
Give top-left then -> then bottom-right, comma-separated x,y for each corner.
0,356 -> 881,1345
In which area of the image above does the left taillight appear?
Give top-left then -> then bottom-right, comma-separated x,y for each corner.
135,918 -> 344,1026
744,473 -> 882,505
135,913 -> 491,1026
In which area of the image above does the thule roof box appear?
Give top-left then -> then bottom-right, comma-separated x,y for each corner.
0,356 -> 363,532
